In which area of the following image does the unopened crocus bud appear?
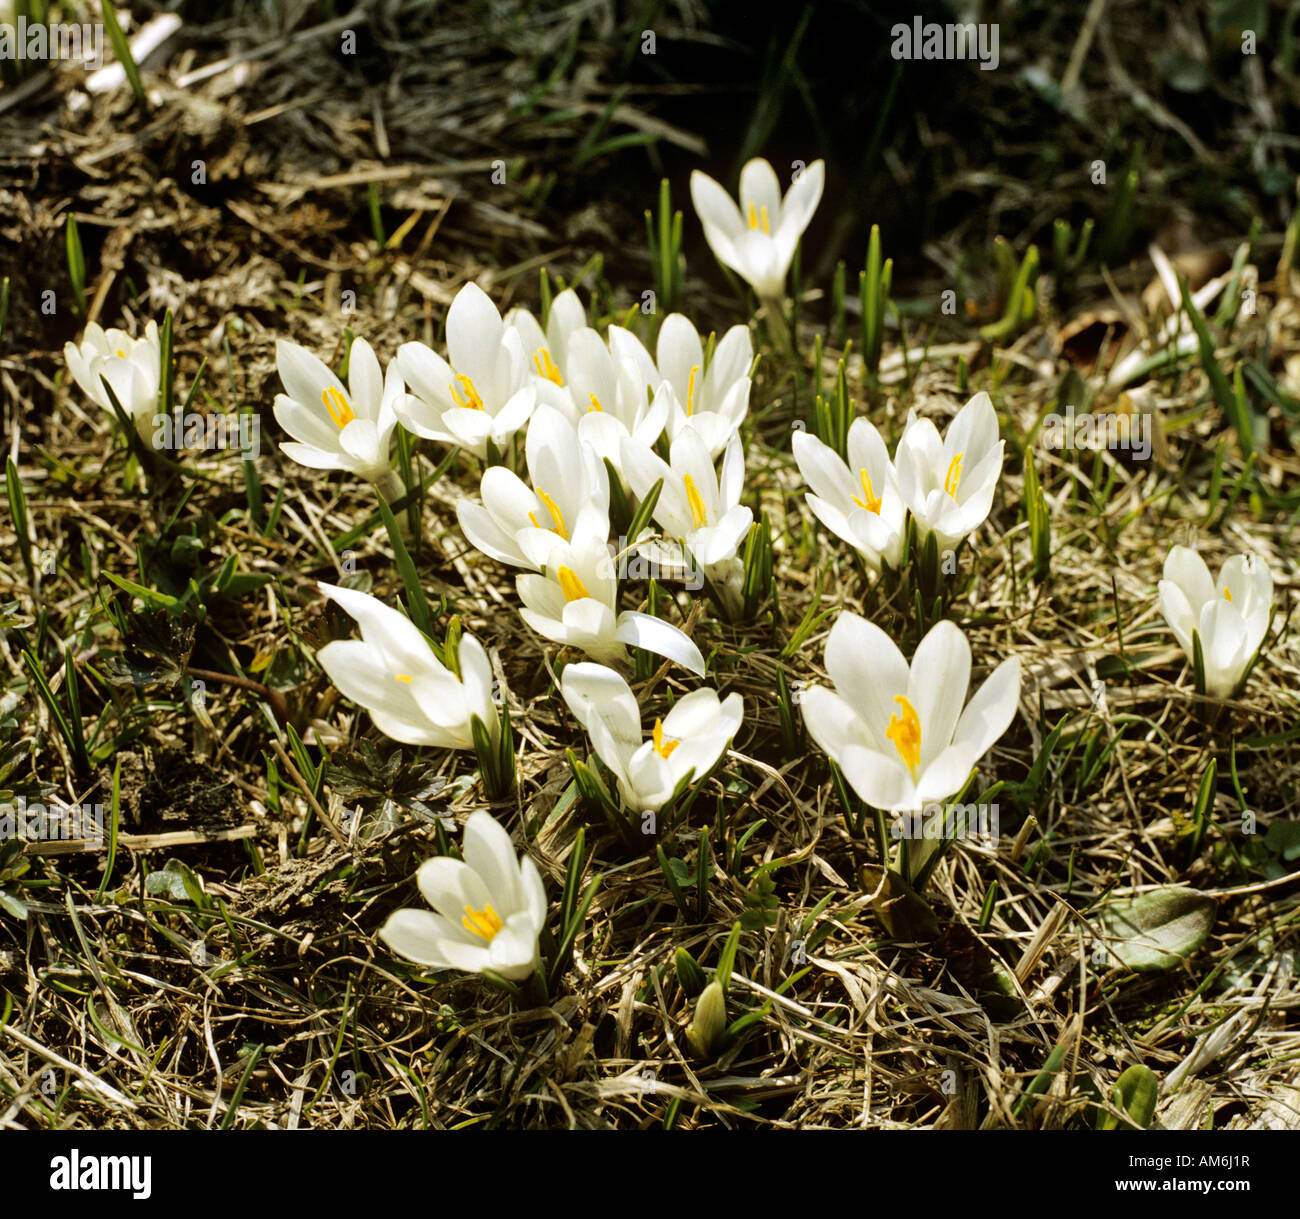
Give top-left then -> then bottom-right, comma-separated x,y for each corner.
686,979 -> 727,1058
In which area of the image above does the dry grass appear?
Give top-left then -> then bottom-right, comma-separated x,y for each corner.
1,0 -> 1298,1131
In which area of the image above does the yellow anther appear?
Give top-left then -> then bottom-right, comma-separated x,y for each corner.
1223,586 -> 1232,602
449,374 -> 485,410
534,347 -> 564,386
747,202 -> 771,234
557,565 -> 589,602
652,718 -> 679,759
322,386 -> 356,429
885,694 -> 921,777
686,364 -> 701,417
852,467 -> 882,514
943,452 -> 964,499
587,392 -> 604,413
683,472 -> 708,529
534,488 -> 568,540
394,674 -> 412,685
115,348 -> 126,358
461,903 -> 503,942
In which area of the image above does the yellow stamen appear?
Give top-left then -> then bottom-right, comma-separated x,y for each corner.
686,364 -> 701,417
587,392 -> 604,413
885,694 -> 921,778
1223,586 -> 1232,602
394,674 -> 412,685
461,903 -> 503,942
534,488 -> 568,540
557,565 -> 589,602
852,467 -> 882,514
322,386 -> 356,429
683,472 -> 708,529
943,452 -> 964,499
449,374 -> 485,411
747,202 -> 770,234
534,347 -> 564,386
652,718 -> 679,759
115,348 -> 126,358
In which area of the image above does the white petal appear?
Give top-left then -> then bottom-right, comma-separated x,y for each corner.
690,169 -> 745,240
277,339 -> 342,410
906,619 -> 971,765
1159,578 -> 1198,660
380,909 -> 465,969
462,811 -> 523,916
446,282 -> 504,391
615,611 -> 705,674
417,856 -> 492,922
823,613 -> 908,750
487,915 -> 540,980
951,657 -> 1021,761
738,158 -> 783,225
1162,545 -> 1215,612
777,159 -> 824,242
560,662 -> 642,746
346,337 -> 383,420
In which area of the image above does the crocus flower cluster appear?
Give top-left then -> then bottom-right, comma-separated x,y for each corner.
61,149 -> 1282,998
794,390 -> 1005,572
442,285 -> 761,670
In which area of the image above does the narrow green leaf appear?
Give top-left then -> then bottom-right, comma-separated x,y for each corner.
714,920 -> 743,994
66,215 -> 86,316
375,494 -> 434,638
100,0 -> 147,103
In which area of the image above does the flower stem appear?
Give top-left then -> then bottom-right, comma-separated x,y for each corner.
374,468 -> 405,503
760,294 -> 792,354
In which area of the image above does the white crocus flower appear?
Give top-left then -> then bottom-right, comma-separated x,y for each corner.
273,336 -> 403,498
504,288 -> 587,414
457,405 -> 610,570
64,320 -> 162,436
894,391 -> 1004,553
564,325 -> 669,473
689,157 -> 825,300
379,810 -> 546,981
560,663 -> 743,812
517,534 -> 705,674
315,582 -> 498,749
793,419 -> 906,572
395,283 -> 536,460
1158,546 -> 1273,699
802,614 -> 1021,814
621,428 -> 752,578
656,314 -> 753,456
